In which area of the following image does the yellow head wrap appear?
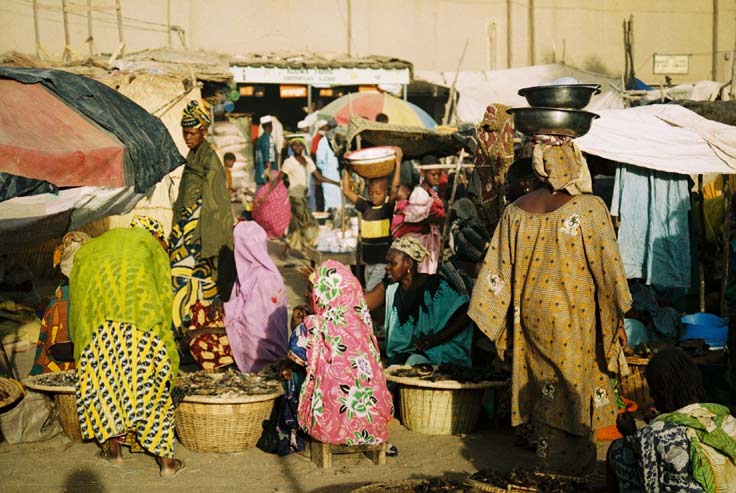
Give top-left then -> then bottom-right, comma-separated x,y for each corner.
390,237 -> 429,263
181,100 -> 211,129
130,215 -> 167,249
531,135 -> 592,195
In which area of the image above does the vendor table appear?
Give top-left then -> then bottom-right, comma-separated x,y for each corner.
304,245 -> 363,267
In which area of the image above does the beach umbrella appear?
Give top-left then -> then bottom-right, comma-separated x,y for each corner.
0,67 -> 184,199
318,93 -> 437,129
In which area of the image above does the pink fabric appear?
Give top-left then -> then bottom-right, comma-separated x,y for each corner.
224,221 -> 288,372
394,186 -> 444,274
252,181 -> 291,239
298,260 -> 393,445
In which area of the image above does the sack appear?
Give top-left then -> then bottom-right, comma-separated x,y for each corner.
256,418 -> 279,454
0,391 -> 62,444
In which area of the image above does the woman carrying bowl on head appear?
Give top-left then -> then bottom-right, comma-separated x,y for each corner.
364,237 -> 474,368
258,137 -> 340,257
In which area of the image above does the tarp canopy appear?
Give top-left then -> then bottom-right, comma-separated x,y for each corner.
416,64 -> 624,123
0,67 -> 185,196
576,104 -> 736,175
346,117 -> 463,159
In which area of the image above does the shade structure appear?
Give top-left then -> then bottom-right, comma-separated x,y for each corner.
0,79 -> 126,189
319,93 -> 437,129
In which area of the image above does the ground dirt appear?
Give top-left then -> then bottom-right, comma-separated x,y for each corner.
0,239 -> 610,492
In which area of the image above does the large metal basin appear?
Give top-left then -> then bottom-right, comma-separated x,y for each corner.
507,107 -> 599,138
518,84 -> 601,109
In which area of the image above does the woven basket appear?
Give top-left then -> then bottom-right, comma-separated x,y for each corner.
352,480 -> 452,493
385,366 -> 507,436
0,378 -> 23,409
175,389 -> 283,453
345,147 -> 396,179
23,371 -> 83,442
620,356 -> 651,408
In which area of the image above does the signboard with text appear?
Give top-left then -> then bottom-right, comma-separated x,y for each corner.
653,54 -> 689,75
230,66 -> 411,85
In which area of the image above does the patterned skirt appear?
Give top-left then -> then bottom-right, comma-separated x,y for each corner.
76,321 -> 175,458
169,199 -> 218,337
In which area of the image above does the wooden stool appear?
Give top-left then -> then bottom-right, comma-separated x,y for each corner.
309,440 -> 387,468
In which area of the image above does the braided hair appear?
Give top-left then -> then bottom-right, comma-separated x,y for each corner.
645,348 -> 705,413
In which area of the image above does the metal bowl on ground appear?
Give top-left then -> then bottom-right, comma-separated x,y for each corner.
344,146 -> 396,179
518,84 -> 601,109
507,107 -> 599,138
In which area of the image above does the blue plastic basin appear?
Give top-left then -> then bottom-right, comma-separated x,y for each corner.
680,313 -> 728,348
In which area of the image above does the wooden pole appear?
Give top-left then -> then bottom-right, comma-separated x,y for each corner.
167,0 -> 172,48
712,0 -> 719,80
720,175 -> 732,316
730,19 -> 736,100
346,0 -> 352,57
32,0 -> 41,58
115,0 -> 125,57
86,0 -> 95,58
528,0 -> 535,65
443,39 -> 469,125
699,174 -> 706,312
61,0 -> 71,62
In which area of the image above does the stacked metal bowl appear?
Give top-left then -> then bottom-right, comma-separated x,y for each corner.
508,84 -> 601,138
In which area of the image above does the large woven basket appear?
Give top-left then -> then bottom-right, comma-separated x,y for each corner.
620,356 -> 650,408
23,371 -> 83,442
344,147 -> 396,179
385,367 -> 508,435
0,377 -> 23,409
175,389 -> 283,453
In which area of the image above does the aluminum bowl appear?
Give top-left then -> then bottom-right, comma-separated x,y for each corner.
507,107 -> 599,138
518,84 -> 601,109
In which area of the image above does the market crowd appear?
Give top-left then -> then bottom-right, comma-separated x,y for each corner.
25,100 -> 736,489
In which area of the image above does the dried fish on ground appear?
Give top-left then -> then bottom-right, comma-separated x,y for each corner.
470,468 -> 591,493
32,371 -> 78,388
388,363 -> 506,383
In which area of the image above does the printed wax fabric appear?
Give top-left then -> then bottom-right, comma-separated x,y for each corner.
298,261 -> 393,445
469,194 -> 632,441
252,181 -> 291,239
393,186 -> 445,274
76,320 -> 175,458
474,104 -> 514,228
186,299 -> 234,371
531,135 -> 592,196
69,227 -> 178,377
171,139 -> 233,260
30,283 -> 74,375
224,221 -> 288,372
610,165 -> 692,289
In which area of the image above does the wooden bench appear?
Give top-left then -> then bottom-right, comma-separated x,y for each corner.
309,440 -> 387,468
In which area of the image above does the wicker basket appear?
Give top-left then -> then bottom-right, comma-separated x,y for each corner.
353,480 -> 464,493
0,377 -> 23,409
620,356 -> 651,408
23,371 -> 83,442
175,390 -> 283,453
345,147 -> 396,179
385,366 -> 508,436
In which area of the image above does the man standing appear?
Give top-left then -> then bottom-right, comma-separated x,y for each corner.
223,152 -> 236,196
254,115 -> 279,190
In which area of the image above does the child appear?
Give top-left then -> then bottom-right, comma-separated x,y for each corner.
342,147 -> 402,291
391,156 -> 446,274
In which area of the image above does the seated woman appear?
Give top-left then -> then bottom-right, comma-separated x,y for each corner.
223,221 -> 288,373
52,216 -> 183,477
30,231 -> 91,375
365,237 -> 474,368
278,260 -> 393,455
607,348 -> 736,492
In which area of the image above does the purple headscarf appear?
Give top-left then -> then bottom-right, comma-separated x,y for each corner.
224,221 -> 288,372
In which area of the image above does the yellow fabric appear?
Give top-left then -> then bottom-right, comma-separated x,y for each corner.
469,194 -> 632,436
360,217 -> 390,239
532,138 -> 592,196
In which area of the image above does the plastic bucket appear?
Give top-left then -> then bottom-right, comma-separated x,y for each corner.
680,313 -> 728,349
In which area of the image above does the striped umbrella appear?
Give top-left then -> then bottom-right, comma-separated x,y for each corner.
318,93 -> 437,129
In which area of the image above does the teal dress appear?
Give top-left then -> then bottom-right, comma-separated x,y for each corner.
384,275 -> 473,367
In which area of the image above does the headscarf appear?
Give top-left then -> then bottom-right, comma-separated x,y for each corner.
390,236 -> 429,263
53,231 -> 92,278
223,221 -> 288,372
298,260 -> 393,445
181,100 -> 211,129
130,215 -> 167,249
531,135 -> 592,195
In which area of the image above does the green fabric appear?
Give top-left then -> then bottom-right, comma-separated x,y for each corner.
655,403 -> 736,493
172,140 -> 233,259
69,227 -> 179,377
